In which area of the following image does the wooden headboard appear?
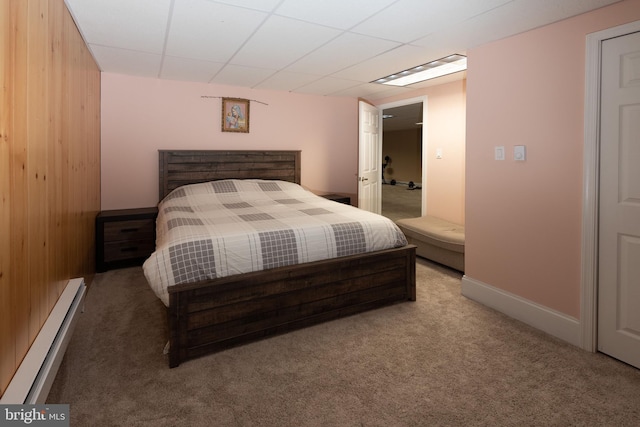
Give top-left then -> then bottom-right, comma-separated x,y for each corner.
158,150 -> 302,200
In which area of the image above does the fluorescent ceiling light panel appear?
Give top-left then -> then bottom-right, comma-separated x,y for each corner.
373,54 -> 467,86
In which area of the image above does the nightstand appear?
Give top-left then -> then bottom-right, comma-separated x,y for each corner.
96,207 -> 158,272
321,193 -> 351,205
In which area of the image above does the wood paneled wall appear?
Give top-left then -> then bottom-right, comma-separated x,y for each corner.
0,0 -> 100,397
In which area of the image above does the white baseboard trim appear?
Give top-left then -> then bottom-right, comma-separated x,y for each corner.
1,278 -> 86,404
461,275 -> 581,347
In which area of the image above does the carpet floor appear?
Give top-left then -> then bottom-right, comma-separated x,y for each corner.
48,259 -> 640,426
382,183 -> 421,223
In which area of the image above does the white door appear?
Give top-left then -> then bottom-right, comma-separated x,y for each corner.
358,101 -> 382,214
598,30 -> 640,369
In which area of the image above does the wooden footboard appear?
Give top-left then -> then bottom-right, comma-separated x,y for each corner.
167,245 -> 416,368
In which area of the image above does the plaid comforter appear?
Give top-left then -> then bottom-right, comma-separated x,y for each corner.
142,179 -> 408,306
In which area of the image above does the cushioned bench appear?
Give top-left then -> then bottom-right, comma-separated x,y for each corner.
395,216 -> 465,272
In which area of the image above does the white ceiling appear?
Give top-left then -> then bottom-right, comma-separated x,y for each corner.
64,0 -> 619,100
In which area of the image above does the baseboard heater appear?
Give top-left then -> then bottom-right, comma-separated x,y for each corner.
1,278 -> 86,404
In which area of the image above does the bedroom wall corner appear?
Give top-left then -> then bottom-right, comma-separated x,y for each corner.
461,275 -> 581,347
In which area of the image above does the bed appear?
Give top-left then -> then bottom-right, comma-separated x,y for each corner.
144,150 -> 416,367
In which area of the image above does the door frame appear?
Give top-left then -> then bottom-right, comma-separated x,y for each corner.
378,96 -> 428,215
581,20 -> 640,352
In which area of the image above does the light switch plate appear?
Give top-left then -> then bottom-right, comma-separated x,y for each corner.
495,146 -> 505,160
514,145 -> 526,161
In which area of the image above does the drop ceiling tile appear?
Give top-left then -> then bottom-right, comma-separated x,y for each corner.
414,21 -> 506,53
231,15 -> 342,69
274,0 -> 397,30
166,0 -> 268,62
333,44 -> 438,82
286,33 -> 400,75
414,0 -> 621,51
253,71 -> 324,92
90,45 -> 163,76
351,0 -> 516,44
351,0 -> 457,43
65,0 -> 171,53
67,0 -> 624,98
211,64 -> 277,87
520,0 -> 622,22
293,76 -> 362,96
331,82 -> 411,99
212,0 -> 282,12
160,56 -> 225,82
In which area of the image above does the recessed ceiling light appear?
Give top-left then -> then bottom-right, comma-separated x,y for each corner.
373,54 -> 467,86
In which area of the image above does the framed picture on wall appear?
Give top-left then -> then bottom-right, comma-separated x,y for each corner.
221,98 -> 250,133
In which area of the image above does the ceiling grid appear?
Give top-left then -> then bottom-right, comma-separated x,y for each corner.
64,0 -> 620,99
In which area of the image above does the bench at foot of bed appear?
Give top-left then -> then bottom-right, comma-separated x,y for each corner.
395,216 -> 464,272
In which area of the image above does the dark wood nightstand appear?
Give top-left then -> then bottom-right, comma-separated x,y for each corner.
96,207 -> 158,272
320,193 -> 351,205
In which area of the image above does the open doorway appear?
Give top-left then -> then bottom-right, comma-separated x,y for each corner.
380,100 -> 425,222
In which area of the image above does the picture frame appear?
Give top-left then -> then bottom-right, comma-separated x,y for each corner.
221,98 -> 250,133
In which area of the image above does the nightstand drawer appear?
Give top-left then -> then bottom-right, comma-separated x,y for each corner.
96,207 -> 158,272
104,218 -> 155,242
104,240 -> 156,263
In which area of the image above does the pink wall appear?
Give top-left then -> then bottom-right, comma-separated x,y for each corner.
465,0 -> 640,318
101,73 -> 358,210
374,80 -> 467,224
